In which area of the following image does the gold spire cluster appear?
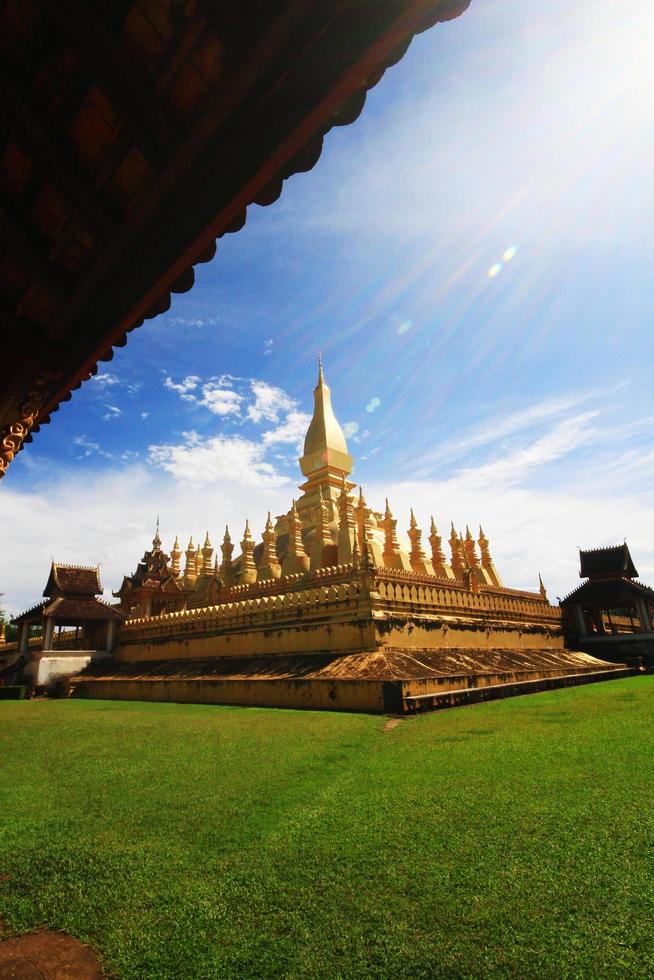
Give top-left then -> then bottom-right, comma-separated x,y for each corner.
135,363 -> 505,597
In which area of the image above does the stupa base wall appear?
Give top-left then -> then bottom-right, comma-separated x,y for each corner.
70,645 -> 631,713
70,662 -> 634,713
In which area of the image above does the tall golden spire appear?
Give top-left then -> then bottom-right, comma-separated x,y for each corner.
239,520 -> 257,584
259,512 -> 281,581
152,517 -> 162,551
194,542 -> 203,577
299,357 -> 353,487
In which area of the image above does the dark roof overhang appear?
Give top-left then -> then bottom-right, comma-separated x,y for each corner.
0,0 -> 471,478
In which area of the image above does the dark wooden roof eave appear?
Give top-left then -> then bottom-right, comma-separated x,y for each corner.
0,0 -> 471,475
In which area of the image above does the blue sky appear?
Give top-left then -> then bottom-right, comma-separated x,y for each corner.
3,0 -> 653,613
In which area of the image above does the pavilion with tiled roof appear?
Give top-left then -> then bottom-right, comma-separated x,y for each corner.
11,561 -> 123,690
561,544 -> 654,662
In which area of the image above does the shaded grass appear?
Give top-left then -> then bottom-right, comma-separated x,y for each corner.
1,678 -> 654,977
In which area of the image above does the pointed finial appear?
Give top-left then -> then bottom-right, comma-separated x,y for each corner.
223,525 -> 231,543
204,531 -> 211,548
430,516 -> 437,534
265,510 -> 273,531
317,352 -> 324,385
173,535 -> 180,551
385,498 -> 392,518
153,516 -> 162,549
410,508 -> 417,529
187,535 -> 194,549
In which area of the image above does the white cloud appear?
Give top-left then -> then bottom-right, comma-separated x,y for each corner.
0,466 -> 290,615
197,382 -> 243,416
247,381 -> 297,424
164,375 -> 200,397
102,405 -> 122,421
453,411 -> 599,490
91,372 -> 119,387
262,410 -> 311,449
148,432 -> 291,487
343,421 -> 359,438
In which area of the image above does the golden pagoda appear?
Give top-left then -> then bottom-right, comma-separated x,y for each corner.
77,361 -> 623,713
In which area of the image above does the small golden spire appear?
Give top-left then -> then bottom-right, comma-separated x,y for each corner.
317,352 -> 324,385
152,517 -> 162,551
259,511 -> 281,580
202,531 -> 213,575
428,517 -> 452,579
171,535 -> 181,576
239,519 -> 257,584
382,497 -> 408,570
220,526 -> 234,584
449,524 -> 464,580
282,499 -> 310,575
407,510 -> 433,575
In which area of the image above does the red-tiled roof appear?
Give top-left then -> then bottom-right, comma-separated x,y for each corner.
42,597 -> 123,621
43,563 -> 102,597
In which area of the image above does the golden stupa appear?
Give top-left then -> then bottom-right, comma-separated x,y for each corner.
74,361 -> 619,712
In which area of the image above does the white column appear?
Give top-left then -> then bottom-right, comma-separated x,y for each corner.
42,617 -> 55,651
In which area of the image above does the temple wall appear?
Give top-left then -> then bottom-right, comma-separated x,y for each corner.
117,582 -> 374,662
374,618 -> 563,652
113,567 -> 564,664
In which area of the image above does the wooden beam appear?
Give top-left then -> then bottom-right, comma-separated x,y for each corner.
46,0 -> 178,164
0,303 -> 66,371
41,0 -> 470,416
0,202 -> 68,301
0,79 -> 116,241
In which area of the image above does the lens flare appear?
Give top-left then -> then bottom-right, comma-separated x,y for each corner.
502,245 -> 518,262
366,397 -> 381,413
397,319 -> 412,335
488,263 -> 502,278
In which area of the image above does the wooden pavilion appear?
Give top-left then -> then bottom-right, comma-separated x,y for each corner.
561,544 -> 654,664
11,562 -> 123,690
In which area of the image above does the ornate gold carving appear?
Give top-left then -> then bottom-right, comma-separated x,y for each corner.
0,372 -> 57,479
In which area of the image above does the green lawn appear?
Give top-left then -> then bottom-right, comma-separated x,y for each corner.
1,679 -> 653,978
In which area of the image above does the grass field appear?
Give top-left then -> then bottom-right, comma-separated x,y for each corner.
1,678 -> 653,978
